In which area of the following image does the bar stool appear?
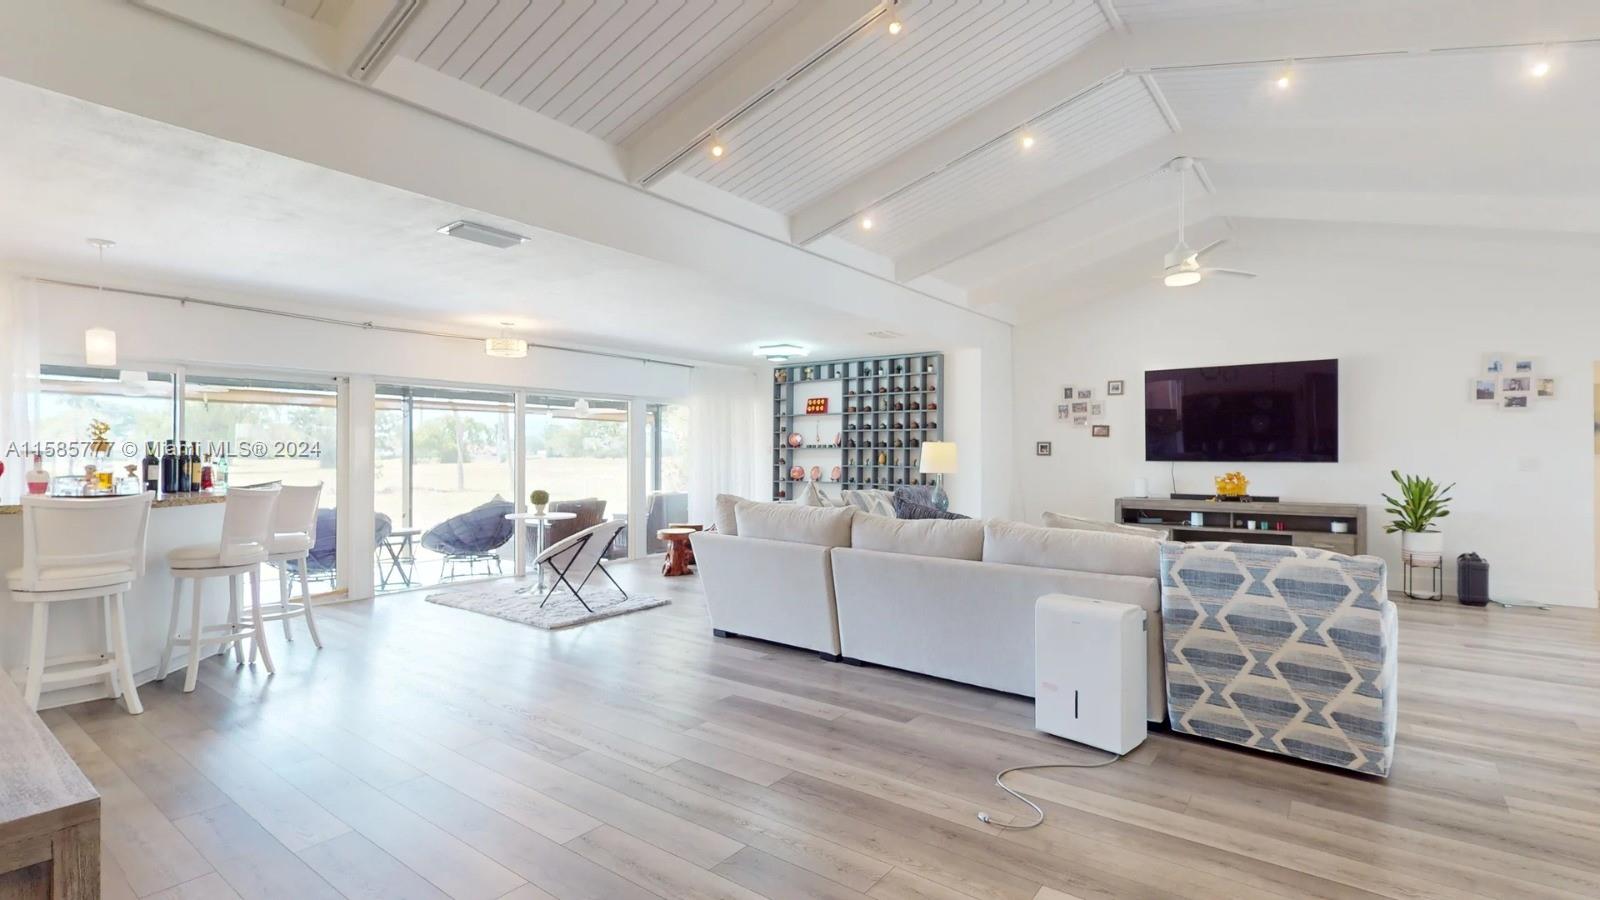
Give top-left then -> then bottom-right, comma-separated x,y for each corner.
6,493 -> 152,713
159,484 -> 280,692
257,482 -> 324,658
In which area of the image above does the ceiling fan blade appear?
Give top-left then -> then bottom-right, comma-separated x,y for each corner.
1192,238 -> 1227,259
1203,267 -> 1258,278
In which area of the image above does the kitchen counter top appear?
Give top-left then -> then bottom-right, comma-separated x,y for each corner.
0,490 -> 227,515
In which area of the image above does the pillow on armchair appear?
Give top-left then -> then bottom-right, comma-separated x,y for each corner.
892,494 -> 969,520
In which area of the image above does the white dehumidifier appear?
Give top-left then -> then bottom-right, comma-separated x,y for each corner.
1034,594 -> 1147,755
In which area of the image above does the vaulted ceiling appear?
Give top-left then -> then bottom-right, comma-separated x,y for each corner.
109,0 -> 1600,318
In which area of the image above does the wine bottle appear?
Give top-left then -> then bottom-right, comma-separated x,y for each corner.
177,441 -> 192,492
201,452 -> 214,491
161,441 -> 178,494
142,442 -> 159,492
189,443 -> 203,491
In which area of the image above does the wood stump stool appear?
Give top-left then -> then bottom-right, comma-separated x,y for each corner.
658,528 -> 698,576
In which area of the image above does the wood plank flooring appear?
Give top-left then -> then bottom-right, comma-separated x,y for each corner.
42,561 -> 1600,900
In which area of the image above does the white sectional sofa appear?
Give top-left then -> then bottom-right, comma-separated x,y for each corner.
691,499 -> 1166,722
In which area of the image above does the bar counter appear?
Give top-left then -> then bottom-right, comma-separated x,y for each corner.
0,492 -> 232,710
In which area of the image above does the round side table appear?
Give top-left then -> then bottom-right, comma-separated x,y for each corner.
658,528 -> 698,577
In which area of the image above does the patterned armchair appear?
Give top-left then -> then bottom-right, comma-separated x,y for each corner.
1160,542 -> 1398,777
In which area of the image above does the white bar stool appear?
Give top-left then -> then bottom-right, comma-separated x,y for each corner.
6,493 -> 153,713
158,484 -> 280,692
257,482 -> 324,658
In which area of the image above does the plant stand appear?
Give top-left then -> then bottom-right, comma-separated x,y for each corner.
1402,551 -> 1443,600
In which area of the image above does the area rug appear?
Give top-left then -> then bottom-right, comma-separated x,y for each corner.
425,581 -> 668,630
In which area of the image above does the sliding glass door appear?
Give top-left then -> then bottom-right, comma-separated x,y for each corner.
523,396 -> 629,559
644,403 -> 689,552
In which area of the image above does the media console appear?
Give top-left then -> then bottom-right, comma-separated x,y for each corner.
1114,497 -> 1367,556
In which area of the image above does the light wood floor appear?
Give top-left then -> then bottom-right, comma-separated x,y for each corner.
44,561 -> 1600,900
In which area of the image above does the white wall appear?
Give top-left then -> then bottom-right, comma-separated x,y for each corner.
1012,224 -> 1598,607
33,280 -> 695,398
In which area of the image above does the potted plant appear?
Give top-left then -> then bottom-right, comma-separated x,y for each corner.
1382,470 -> 1453,556
529,489 -> 550,515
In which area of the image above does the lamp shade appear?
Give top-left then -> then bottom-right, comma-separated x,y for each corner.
919,441 -> 958,475
84,327 -> 117,367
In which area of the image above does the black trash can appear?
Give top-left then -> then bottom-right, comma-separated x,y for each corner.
1457,553 -> 1490,606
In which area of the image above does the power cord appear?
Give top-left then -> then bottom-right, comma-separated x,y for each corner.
976,753 -> 1122,830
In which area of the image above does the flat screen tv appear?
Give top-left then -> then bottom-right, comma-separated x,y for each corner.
1145,359 -> 1338,462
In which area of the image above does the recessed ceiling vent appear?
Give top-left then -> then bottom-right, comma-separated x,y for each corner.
867,330 -> 905,340
437,220 -> 529,249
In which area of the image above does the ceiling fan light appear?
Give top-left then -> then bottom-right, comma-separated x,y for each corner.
1164,270 -> 1202,288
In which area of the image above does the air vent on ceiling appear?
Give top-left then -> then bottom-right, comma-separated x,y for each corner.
437,221 -> 529,249
867,330 -> 905,340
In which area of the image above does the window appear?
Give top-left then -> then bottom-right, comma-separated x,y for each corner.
34,365 -> 175,484
376,384 -> 516,589
183,374 -> 338,495
644,403 -> 689,552
524,395 -> 628,558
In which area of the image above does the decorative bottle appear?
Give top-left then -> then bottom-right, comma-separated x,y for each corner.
25,454 -> 49,495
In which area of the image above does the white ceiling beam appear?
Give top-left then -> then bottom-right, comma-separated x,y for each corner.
790,0 -> 1600,245
130,0 -> 418,80
619,0 -> 880,187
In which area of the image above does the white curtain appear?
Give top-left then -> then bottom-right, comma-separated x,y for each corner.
0,276 -> 40,504
688,364 -> 760,524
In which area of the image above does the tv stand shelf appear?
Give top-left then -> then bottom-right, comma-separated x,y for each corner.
1114,497 -> 1367,556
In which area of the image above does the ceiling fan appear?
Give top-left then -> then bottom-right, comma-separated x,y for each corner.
1162,158 -> 1257,287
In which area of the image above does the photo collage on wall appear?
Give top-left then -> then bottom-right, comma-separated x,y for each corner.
1475,354 -> 1553,411
1055,381 -> 1122,436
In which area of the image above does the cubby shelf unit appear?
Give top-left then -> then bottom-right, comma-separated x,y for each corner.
771,352 -> 944,501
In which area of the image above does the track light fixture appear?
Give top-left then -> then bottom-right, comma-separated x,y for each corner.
708,132 -> 726,159
1275,60 -> 1294,90
1020,133 -> 1035,150
860,216 -> 874,231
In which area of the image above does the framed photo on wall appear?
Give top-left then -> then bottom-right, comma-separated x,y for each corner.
1107,380 -> 1125,396
1036,441 -> 1052,456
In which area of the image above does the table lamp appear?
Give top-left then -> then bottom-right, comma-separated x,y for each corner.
918,441 -> 957,511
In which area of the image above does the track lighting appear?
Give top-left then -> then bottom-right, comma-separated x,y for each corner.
708,133 -> 725,159
1020,133 -> 1035,150
1529,49 -> 1552,78
860,216 -> 874,231
1274,61 -> 1293,90
883,0 -> 902,35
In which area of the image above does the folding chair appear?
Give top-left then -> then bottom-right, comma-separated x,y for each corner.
533,519 -> 628,612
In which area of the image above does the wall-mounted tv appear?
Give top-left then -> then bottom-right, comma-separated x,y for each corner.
1145,359 -> 1338,463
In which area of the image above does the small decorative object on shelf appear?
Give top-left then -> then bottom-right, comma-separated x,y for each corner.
806,397 -> 829,414
529,489 -> 550,515
831,465 -> 842,481
26,454 -> 49,494
927,400 -> 937,410
1213,471 -> 1250,500
775,369 -> 788,383
789,465 -> 805,481
809,465 -> 822,481
787,432 -> 804,448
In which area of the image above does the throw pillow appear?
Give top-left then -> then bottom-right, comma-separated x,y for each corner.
839,488 -> 896,517
1041,510 -> 1170,540
892,494 -> 970,520
893,484 -> 938,508
713,494 -> 743,535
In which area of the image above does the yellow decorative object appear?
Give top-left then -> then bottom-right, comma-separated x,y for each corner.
1214,471 -> 1250,499
87,419 -> 113,455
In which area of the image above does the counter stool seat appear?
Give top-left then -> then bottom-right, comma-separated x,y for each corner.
258,483 -> 325,657
159,485 -> 281,693
9,493 -> 152,714
168,544 -> 268,569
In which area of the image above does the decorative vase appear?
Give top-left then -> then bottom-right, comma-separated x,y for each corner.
534,504 -> 547,515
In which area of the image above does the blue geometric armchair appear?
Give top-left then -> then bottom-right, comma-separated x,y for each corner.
422,497 -> 514,580
1160,542 -> 1398,777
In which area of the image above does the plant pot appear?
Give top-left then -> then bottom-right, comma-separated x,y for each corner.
533,504 -> 547,516
1401,530 -> 1443,557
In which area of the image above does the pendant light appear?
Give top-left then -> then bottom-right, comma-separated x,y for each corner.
484,321 -> 528,358
573,398 -> 591,418
84,238 -> 117,367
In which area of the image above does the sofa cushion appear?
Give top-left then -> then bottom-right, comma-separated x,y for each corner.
1042,511 -> 1170,540
840,489 -> 896,518
735,500 -> 854,548
893,495 -> 969,520
982,519 -> 1158,577
851,513 -> 985,561
714,494 -> 743,535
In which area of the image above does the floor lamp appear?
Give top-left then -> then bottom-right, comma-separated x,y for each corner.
919,441 -> 957,511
